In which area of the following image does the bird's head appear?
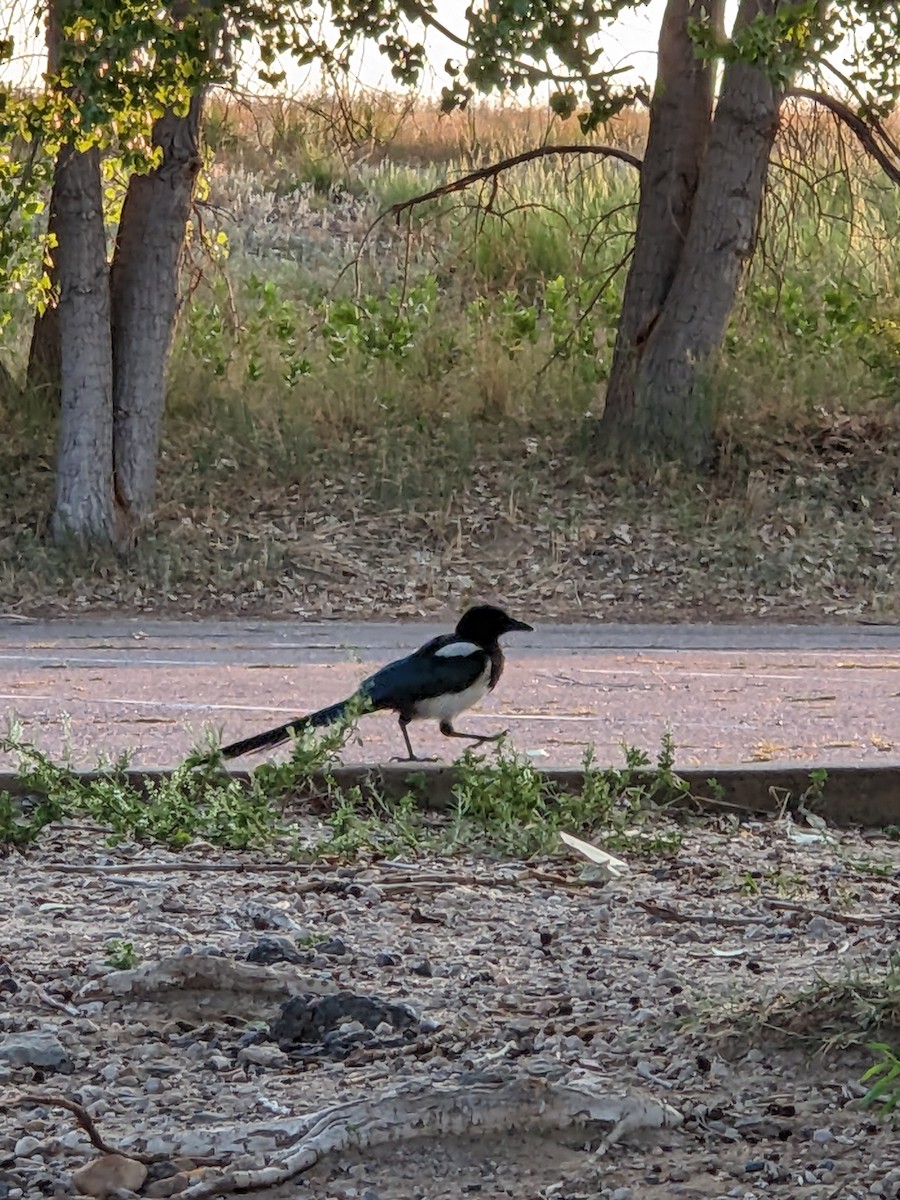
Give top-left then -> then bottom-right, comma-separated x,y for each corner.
456,604 -> 533,646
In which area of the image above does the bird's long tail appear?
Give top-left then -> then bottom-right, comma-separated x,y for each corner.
218,698 -> 355,760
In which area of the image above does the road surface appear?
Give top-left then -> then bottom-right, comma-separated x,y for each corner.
0,617 -> 897,768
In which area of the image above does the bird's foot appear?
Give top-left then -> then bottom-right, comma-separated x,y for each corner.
390,753 -> 440,764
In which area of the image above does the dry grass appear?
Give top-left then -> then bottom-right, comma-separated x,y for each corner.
2,403 -> 899,621
704,964 -> 900,1055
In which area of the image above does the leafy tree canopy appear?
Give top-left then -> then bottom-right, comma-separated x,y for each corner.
1,0 -> 899,326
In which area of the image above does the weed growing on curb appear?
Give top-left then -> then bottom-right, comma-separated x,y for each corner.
0,716 -> 354,852
0,723 -> 691,860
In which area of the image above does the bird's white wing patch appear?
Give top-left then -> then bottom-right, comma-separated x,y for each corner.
433,640 -> 482,658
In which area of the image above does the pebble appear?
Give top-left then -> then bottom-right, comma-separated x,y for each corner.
245,936 -> 306,966
14,1135 -> 42,1157
71,1154 -> 148,1198
0,1031 -> 72,1072
813,1127 -> 833,1144
318,937 -> 348,957
145,1172 -> 192,1197
338,1020 -> 366,1036
237,1044 -> 288,1068
807,915 -> 845,938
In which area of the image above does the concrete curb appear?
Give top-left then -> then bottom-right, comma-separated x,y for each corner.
3,763 -> 900,827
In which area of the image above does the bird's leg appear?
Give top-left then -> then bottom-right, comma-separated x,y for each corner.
390,716 -> 439,763
439,721 -> 507,745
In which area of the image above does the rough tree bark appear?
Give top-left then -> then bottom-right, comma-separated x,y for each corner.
50,144 -> 118,542
110,95 -> 204,521
600,0 -> 724,452
600,0 -> 794,465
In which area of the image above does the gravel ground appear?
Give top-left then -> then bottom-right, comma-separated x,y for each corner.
2,809 -> 900,1200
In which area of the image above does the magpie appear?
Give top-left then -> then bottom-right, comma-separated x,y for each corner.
217,604 -> 533,763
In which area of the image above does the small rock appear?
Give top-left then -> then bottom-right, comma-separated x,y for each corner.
144,1162 -> 180,1185
240,902 -> 298,932
237,1044 -> 288,1068
271,991 -> 429,1049
246,936 -> 307,966
14,1135 -> 42,1157
412,959 -> 433,977
0,1031 -> 72,1073
813,1127 -> 833,1144
71,1154 -> 148,1198
807,915 -> 844,939
375,953 -> 399,967
145,1173 -> 192,1198
338,1020 -> 366,1036
318,937 -> 347,957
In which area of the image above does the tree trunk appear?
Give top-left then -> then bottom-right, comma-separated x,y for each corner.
600,0 -> 724,450
629,0 -> 789,464
51,144 -> 118,543
600,0 -> 791,465
110,95 -> 204,522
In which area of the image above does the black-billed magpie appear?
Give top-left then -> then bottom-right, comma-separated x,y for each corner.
218,604 -> 533,762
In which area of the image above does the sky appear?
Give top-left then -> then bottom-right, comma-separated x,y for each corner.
1,0 -> 677,93
3,1 -> 861,103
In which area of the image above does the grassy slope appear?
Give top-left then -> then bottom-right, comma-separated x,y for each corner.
1,95 -> 899,621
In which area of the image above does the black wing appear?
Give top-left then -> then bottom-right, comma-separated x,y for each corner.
360,634 -> 487,712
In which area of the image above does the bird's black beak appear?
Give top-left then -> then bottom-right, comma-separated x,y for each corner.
506,617 -> 533,633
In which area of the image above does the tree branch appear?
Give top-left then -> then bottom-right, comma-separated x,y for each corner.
3,1092 -> 156,1165
789,88 -> 900,187
387,143 -> 642,221
818,60 -> 900,161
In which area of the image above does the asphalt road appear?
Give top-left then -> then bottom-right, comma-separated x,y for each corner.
0,617 -> 898,768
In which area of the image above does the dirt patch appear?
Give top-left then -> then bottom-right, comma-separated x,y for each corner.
2,812 -> 900,1199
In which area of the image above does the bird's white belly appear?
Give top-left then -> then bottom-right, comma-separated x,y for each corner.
412,664 -> 492,723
